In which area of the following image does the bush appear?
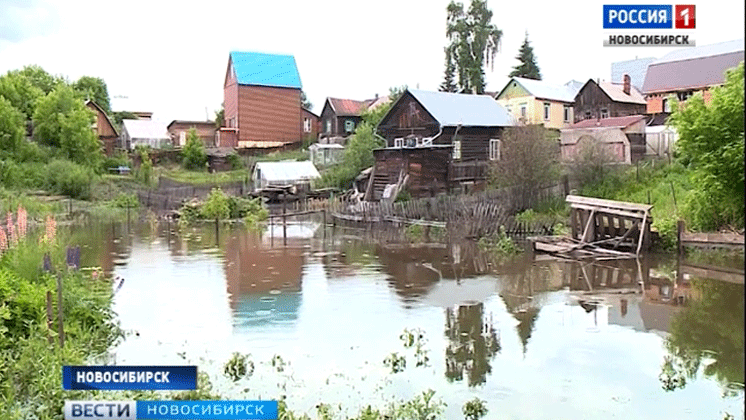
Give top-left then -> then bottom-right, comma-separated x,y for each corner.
227,153 -> 243,170
45,159 -> 96,199
181,128 -> 207,170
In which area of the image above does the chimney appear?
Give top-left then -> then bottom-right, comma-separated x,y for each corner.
623,74 -> 631,95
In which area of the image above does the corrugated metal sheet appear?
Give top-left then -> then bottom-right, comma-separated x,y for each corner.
254,161 -> 320,183
230,51 -> 302,89
500,77 -> 580,103
642,50 -> 744,93
122,119 -> 170,139
328,98 -> 373,116
652,39 -> 744,64
568,115 -> 645,129
408,89 -> 515,127
598,81 -> 647,105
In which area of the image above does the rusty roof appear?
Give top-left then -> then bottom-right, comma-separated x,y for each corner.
598,81 -> 647,105
569,115 -> 646,129
327,98 -> 374,116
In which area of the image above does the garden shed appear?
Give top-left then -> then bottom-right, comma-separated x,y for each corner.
252,161 -> 320,191
309,143 -> 345,166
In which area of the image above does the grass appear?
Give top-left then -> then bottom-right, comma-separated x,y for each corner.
156,165 -> 249,185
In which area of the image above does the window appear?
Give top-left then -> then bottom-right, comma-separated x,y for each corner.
564,106 -> 571,123
325,119 -> 332,133
394,138 -> 404,148
344,120 -> 355,133
584,111 -> 592,120
520,103 -> 527,118
677,90 -> 694,101
179,131 -> 186,146
453,139 -> 461,160
662,98 -> 671,113
543,103 -> 551,121
489,139 -> 501,161
600,108 -> 609,119
303,118 -> 312,133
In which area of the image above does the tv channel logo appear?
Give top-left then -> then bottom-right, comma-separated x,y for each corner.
603,5 -> 696,29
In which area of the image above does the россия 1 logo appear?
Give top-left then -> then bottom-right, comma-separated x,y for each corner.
603,4 -> 696,29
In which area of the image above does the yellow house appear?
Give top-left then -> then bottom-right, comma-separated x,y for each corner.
495,77 -> 582,130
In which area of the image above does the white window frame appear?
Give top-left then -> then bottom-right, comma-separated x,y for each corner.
453,139 -> 461,160
303,118 -> 311,133
394,138 -> 404,148
520,103 -> 527,118
563,106 -> 571,122
543,102 -> 551,121
489,139 -> 501,161
325,119 -> 332,133
600,108 -> 609,119
344,120 -> 355,133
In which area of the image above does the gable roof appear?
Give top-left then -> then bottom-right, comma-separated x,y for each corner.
597,81 -> 647,105
569,115 -> 645,129
496,77 -> 580,103
122,119 -> 170,139
642,39 -> 744,94
406,89 -> 515,127
611,57 -> 656,91
254,161 -> 320,182
326,98 -> 374,117
84,100 -> 118,137
229,51 -> 302,89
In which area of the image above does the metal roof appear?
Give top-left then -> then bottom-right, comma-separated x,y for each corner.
568,115 -> 645,129
254,161 -> 320,182
229,51 -> 302,89
498,77 -> 580,103
327,98 -> 373,116
408,89 -> 515,127
598,81 -> 647,104
121,119 -> 170,139
642,40 -> 744,93
611,57 -> 656,91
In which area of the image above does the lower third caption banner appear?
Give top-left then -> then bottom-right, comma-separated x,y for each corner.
64,400 -> 278,420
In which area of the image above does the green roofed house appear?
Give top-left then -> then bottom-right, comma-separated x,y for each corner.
219,51 -> 303,148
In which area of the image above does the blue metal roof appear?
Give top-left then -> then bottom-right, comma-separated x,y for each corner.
229,51 -> 302,89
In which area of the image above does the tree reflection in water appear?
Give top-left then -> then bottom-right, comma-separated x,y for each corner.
660,278 -> 745,396
444,302 -> 500,387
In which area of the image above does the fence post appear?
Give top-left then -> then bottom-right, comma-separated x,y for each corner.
46,291 -> 54,345
677,220 -> 685,257
55,274 -> 65,347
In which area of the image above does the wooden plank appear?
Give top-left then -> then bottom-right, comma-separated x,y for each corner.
569,202 -> 649,220
566,195 -> 652,212
681,232 -> 745,246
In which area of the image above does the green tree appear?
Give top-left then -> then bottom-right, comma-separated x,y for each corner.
111,111 -> 138,131
202,187 -> 230,222
0,71 -> 44,119
509,32 -> 542,80
669,62 -> 744,230
439,46 -> 458,93
301,90 -> 312,110
0,97 -> 25,154
181,127 -> 207,170
445,0 -> 503,94
32,84 -> 102,167
214,104 -> 225,129
12,65 -> 63,94
72,76 -> 111,114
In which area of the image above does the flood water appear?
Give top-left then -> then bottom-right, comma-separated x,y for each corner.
67,217 -> 744,419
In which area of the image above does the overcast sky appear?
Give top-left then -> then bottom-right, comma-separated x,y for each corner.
0,0 -> 743,123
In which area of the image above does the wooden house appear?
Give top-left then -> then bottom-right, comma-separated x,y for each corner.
368,89 -> 515,200
495,77 -> 580,129
301,107 -> 319,142
223,51 -> 302,148
573,77 -> 647,123
319,98 -> 372,143
642,39 -> 744,113
560,115 -> 647,164
167,120 -> 217,147
85,100 -> 118,156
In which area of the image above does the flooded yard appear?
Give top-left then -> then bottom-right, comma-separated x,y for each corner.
68,217 -> 744,419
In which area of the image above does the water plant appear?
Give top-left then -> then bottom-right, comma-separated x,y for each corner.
223,352 -> 254,381
462,397 -> 488,420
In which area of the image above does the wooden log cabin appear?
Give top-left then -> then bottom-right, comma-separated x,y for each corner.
368,89 -> 515,201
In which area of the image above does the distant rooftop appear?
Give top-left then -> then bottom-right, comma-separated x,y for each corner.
122,119 -> 170,139
611,57 -> 656,91
497,77 -> 580,103
652,39 -> 744,64
569,115 -> 646,129
229,51 -> 302,89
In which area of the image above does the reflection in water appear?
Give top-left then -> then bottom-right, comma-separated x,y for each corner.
66,217 -> 744,419
660,278 -> 745,395
444,303 -> 500,386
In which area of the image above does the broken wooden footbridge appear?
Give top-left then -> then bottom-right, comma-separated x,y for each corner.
531,195 -> 653,258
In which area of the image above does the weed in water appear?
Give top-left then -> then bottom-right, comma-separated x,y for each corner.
462,397 -> 488,420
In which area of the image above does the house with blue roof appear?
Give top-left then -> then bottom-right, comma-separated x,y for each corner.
220,51 -> 303,148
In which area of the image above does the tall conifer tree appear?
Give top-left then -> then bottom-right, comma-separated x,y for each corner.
509,32 -> 542,80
